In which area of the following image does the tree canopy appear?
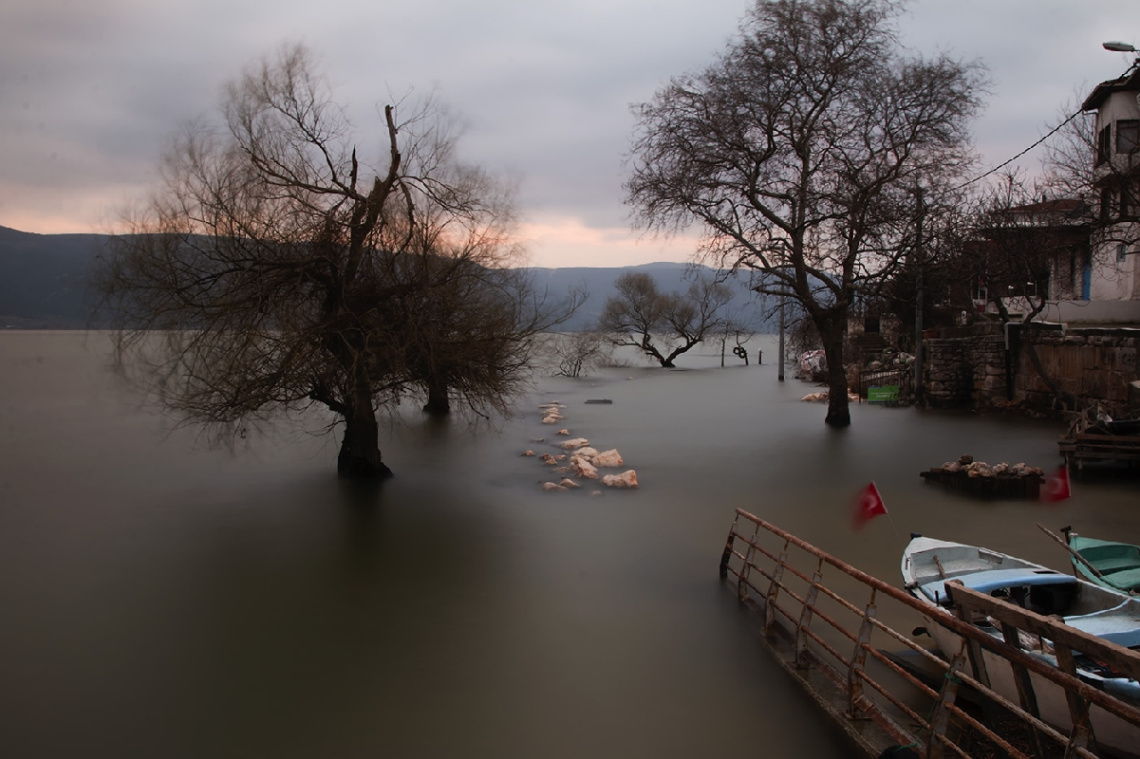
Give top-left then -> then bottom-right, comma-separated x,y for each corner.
598,271 -> 737,367
626,0 -> 985,425
96,44 -> 573,478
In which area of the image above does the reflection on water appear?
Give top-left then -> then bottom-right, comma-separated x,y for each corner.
1,332 -> 1137,757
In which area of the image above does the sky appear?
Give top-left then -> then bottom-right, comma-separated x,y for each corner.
3,0 -> 1140,268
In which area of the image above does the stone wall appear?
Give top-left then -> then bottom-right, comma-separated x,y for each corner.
920,323 -> 1139,414
1017,328 -> 1138,411
923,324 -> 1007,409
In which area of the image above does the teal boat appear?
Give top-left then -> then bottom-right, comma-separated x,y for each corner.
1061,527 -> 1140,594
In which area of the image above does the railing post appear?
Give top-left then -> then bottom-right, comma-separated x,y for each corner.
847,588 -> 877,719
1054,643 -> 1098,756
739,538 -> 756,602
737,520 -> 762,602
794,560 -> 824,669
719,512 -> 741,579
763,540 -> 789,633
926,642 -> 968,759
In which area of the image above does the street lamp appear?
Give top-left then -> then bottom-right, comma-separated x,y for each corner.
1103,41 -> 1138,53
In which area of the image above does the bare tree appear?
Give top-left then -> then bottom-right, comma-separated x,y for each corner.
544,331 -> 611,378
626,0 -> 984,426
95,44 -> 573,479
599,271 -> 734,367
1042,96 -> 1140,296
946,173 -> 1089,410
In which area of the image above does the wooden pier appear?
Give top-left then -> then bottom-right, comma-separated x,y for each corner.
719,509 -> 1140,758
1058,433 -> 1140,473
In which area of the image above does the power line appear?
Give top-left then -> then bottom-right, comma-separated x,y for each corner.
954,56 -> 1140,192
952,109 -> 1084,192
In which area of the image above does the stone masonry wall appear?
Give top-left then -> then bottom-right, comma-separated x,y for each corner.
923,325 -> 1008,409
1017,329 -> 1138,411
920,323 -> 1139,413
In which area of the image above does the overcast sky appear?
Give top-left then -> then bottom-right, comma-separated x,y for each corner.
3,0 -> 1140,267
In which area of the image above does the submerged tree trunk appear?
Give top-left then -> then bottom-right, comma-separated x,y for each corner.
820,317 -> 851,428
422,377 -> 451,416
337,378 -> 393,479
338,408 -> 392,479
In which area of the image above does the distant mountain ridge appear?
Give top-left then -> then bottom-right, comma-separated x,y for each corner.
0,226 -> 102,327
0,226 -> 772,331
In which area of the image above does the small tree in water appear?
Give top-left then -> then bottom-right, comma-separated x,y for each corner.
599,272 -> 735,367
95,44 -> 573,479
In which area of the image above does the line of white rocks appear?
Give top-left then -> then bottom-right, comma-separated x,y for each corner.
522,401 -> 639,493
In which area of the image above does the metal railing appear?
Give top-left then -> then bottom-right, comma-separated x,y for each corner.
719,509 -> 1140,758
857,367 -> 913,403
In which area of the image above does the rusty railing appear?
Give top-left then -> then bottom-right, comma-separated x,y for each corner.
719,509 -> 1140,758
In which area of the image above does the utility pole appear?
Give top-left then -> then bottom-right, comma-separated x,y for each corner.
914,184 -> 925,405
777,296 -> 785,381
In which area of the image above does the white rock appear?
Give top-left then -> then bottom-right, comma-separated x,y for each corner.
801,392 -> 828,402
522,450 -> 535,457
602,470 -> 639,488
556,429 -> 571,436
575,446 -> 599,459
560,437 -> 590,449
542,482 -> 567,492
592,449 -> 624,468
559,478 -> 581,489
571,456 -> 599,479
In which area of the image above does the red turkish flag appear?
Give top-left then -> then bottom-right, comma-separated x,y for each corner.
1041,465 -> 1071,503
853,482 -> 888,530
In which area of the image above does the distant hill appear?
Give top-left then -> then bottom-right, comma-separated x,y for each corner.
529,263 -> 773,332
0,226 -> 103,328
0,226 -> 774,331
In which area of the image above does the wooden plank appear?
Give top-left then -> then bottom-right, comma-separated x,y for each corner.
945,582 -> 1140,682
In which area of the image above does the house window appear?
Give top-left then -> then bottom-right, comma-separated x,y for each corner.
1101,186 -> 1118,219
1120,243 -> 1129,263
1097,124 -> 1112,165
1118,120 -> 1140,153
1123,186 -> 1137,219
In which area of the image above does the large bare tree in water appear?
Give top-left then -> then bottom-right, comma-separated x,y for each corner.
626,0 -> 984,426
96,44 -> 572,478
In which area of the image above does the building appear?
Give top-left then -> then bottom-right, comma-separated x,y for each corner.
1072,65 -> 1140,322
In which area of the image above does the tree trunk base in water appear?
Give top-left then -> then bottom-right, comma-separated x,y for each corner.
825,410 -> 852,428
337,451 -> 394,480
422,398 -> 451,415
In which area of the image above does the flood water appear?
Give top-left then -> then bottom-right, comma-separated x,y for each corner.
2,331 -> 1138,758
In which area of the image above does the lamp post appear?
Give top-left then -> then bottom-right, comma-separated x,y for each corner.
1104,41 -> 1140,72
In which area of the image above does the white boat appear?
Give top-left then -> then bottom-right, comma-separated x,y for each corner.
901,535 -> 1140,755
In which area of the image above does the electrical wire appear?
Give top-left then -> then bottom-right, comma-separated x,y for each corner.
951,109 -> 1084,192
953,56 -> 1140,192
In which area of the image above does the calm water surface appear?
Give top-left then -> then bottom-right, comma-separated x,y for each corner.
2,332 -> 1137,758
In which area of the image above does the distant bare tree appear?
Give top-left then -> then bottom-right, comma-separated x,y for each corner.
546,331 -> 611,378
599,272 -> 734,367
626,0 -> 984,426
95,44 -> 575,479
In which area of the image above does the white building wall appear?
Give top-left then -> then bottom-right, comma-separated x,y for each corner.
1093,91 -> 1140,303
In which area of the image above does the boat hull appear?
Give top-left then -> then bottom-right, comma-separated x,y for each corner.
902,536 -> 1140,756
1067,532 -> 1140,595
